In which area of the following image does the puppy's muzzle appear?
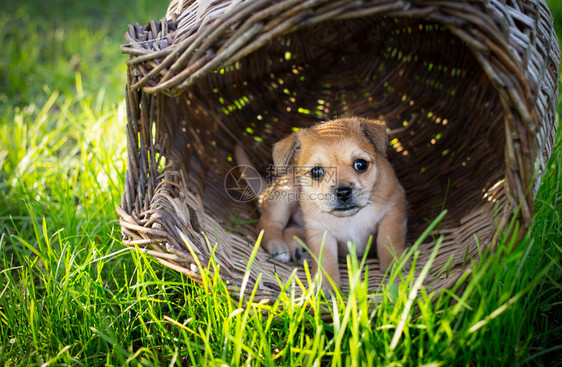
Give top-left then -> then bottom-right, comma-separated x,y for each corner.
331,185 -> 360,217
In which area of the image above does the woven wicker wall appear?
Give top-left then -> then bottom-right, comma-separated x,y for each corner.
119,0 -> 560,298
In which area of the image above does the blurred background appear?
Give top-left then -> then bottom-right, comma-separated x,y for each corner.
0,0 -> 170,111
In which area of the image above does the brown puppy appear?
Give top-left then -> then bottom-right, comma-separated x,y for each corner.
236,117 -> 406,289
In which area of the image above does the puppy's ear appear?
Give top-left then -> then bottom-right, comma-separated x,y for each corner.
272,132 -> 300,167
359,118 -> 388,156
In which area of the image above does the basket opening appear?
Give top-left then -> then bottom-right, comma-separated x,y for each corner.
157,15 -> 505,248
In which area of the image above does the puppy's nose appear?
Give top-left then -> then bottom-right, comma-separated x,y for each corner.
335,185 -> 353,202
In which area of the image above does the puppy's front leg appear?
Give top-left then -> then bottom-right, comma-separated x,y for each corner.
377,199 -> 406,272
258,185 -> 298,262
307,227 -> 340,290
259,215 -> 291,263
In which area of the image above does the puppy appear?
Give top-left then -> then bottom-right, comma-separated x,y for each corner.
236,117 -> 407,289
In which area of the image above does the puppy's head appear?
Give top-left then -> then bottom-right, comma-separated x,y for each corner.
273,117 -> 388,217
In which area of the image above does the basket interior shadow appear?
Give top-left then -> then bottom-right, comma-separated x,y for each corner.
119,0 -> 560,299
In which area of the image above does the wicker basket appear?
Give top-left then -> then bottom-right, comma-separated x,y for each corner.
118,0 -> 560,299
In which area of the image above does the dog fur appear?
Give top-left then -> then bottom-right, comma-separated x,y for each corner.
236,117 -> 407,289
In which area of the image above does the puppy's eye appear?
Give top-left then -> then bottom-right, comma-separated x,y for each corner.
310,166 -> 324,180
353,159 -> 368,172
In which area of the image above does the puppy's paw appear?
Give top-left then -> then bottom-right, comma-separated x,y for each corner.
272,251 -> 291,263
282,227 -> 308,263
266,239 -> 291,263
294,246 -> 312,264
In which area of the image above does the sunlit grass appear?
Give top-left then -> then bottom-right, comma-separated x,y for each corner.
1,0 -> 561,365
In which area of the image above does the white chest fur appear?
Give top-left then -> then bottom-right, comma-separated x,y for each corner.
306,199 -> 395,257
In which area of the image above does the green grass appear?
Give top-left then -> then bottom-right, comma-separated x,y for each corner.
1,0 -> 561,365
